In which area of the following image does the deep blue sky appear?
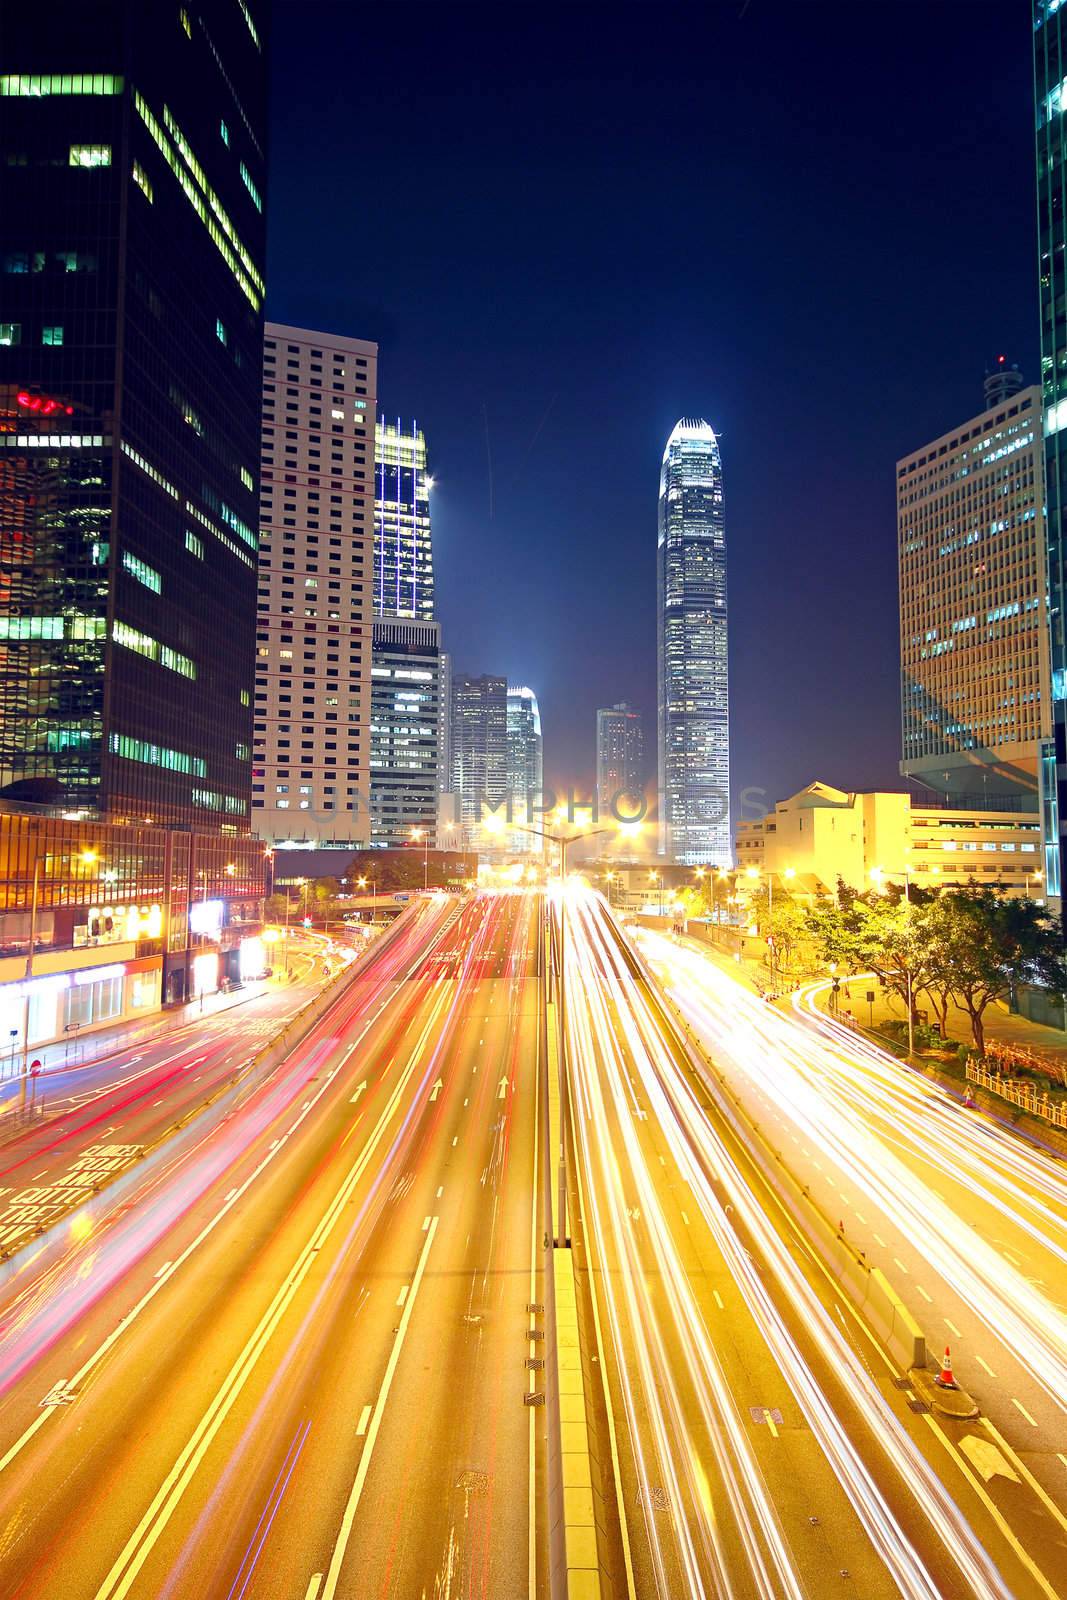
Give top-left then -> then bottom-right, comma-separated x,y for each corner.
267,0 -> 1037,814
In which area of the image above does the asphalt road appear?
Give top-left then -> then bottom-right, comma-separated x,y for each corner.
0,890 -> 546,1600
559,887 -> 1066,1599
0,936 -> 337,1261
641,927 -> 1067,1514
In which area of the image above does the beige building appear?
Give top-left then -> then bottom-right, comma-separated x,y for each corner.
252,324 -> 377,845
897,370 -> 1050,801
735,781 -> 1043,900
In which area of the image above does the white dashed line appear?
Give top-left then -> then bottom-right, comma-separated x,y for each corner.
1012,1398 -> 1038,1427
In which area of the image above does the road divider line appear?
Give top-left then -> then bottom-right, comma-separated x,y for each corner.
89,988 -> 453,1600
355,1407 -> 371,1438
322,1217 -> 439,1600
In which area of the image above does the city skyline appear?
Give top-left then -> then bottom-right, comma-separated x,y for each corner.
266,3 -> 1037,811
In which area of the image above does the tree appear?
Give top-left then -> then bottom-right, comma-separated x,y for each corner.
929,887 -> 1066,1053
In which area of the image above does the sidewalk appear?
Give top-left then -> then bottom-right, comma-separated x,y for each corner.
680,927 -> 1067,1065
7,954 -> 320,1084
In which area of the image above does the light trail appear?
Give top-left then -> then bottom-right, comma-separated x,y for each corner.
637,927 -> 1067,1424
559,886 -> 1017,1598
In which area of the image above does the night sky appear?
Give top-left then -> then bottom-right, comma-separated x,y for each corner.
267,1 -> 1036,818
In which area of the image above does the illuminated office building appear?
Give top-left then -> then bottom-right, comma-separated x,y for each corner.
1035,2 -> 1067,906
369,619 -> 441,848
253,323 -> 378,846
450,673 -> 508,847
897,370 -> 1049,809
596,702 -> 644,814
657,418 -> 730,865
506,686 -> 543,853
0,2 -> 268,830
374,420 -> 434,620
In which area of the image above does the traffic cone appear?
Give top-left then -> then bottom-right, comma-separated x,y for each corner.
935,1346 -> 959,1389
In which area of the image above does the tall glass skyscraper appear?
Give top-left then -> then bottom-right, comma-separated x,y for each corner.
657,418 -> 729,865
1035,1 -> 1067,908
374,420 -> 434,620
0,1 -> 268,829
507,685 -> 543,853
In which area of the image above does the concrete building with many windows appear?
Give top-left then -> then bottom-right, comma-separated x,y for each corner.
657,418 -> 729,865
596,702 -> 644,816
734,781 -> 1043,901
369,618 -> 441,848
897,370 -> 1049,807
0,1 -> 268,831
252,323 -> 377,846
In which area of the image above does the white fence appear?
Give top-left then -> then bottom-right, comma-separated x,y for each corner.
966,1061 -> 1067,1130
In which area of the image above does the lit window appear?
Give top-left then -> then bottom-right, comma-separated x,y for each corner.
0,74 -> 123,97
277,799 -> 290,809
42,326 -> 63,346
239,161 -> 262,212
122,551 -> 162,593
216,318 -> 228,346
132,160 -> 153,202
69,144 -> 111,168
235,742 -> 250,760
179,7 -> 192,37
0,323 -> 21,346
240,689 -> 250,706
220,119 -> 229,146
240,465 -> 253,490
185,530 -> 204,559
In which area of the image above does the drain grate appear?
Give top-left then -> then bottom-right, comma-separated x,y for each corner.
907,1398 -> 931,1414
524,1391 -> 545,1407
525,1357 -> 544,1370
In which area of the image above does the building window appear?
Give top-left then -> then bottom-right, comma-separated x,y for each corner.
122,551 -> 162,593
41,326 -> 63,346
0,323 -> 21,346
220,118 -> 229,146
0,73 -> 124,96
216,317 -> 228,346
239,161 -> 262,212
69,144 -> 111,168
132,160 -> 153,202
185,530 -> 204,559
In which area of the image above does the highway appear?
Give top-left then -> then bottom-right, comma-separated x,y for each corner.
638,928 -> 1067,1495
0,890 -> 546,1600
557,886 -> 1066,1599
0,934 -> 334,1262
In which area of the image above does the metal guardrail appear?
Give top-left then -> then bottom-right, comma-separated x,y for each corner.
966,1061 -> 1067,1129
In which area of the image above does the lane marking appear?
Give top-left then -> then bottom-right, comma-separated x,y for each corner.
436,1186 -> 443,1198
892,1258 -> 908,1275
976,1355 -> 997,1378
355,1407 -> 371,1438
712,1290 -> 724,1310
421,1215 -> 431,1231
944,1318 -> 962,1338
305,1576 -> 323,1600
396,1286 -> 409,1308
915,1285 -> 933,1304
1012,1398 -> 1038,1427
322,1218 -> 440,1600
873,1232 -> 887,1247
153,1262 -> 172,1280
451,1136 -> 458,1147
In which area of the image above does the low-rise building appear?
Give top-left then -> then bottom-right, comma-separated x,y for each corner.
734,781 -> 1042,899
0,805 -> 265,1057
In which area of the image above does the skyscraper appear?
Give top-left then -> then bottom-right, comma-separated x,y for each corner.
596,702 -> 644,815
0,2 -> 268,828
374,420 -> 434,620
507,685 -> 543,853
1035,1 -> 1067,905
450,673 -> 508,847
369,618 -> 441,847
657,418 -> 729,865
252,323 -> 378,845
369,419 -> 440,846
897,370 -> 1049,803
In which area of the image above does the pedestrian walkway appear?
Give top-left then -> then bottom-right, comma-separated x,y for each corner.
4,959 -> 318,1085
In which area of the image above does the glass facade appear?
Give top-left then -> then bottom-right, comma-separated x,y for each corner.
450,674 -> 508,844
506,686 -> 543,853
657,418 -> 729,865
1036,1 -> 1067,915
369,619 -> 440,847
0,2 -> 267,829
596,701 -> 644,814
374,419 -> 434,621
